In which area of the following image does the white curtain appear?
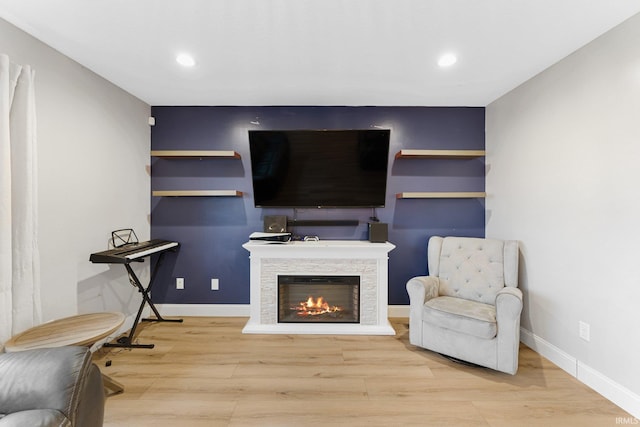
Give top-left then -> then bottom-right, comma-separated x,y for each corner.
0,54 -> 41,346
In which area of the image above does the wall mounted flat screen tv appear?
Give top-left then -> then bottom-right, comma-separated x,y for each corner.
248,129 -> 390,208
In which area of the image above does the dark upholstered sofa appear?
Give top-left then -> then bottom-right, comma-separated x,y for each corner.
0,346 -> 104,426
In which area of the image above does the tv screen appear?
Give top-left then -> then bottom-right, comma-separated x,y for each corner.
248,129 -> 390,208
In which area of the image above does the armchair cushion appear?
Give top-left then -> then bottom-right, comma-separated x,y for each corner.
423,296 -> 497,339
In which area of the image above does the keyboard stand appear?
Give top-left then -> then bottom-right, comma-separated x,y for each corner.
103,250 -> 183,349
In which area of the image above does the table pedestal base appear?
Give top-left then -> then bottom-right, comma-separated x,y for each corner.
102,374 -> 124,396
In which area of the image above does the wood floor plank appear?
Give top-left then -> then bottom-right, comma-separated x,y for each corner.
233,362 -> 433,379
142,376 -> 369,402
229,400 -> 490,427
94,317 -> 632,426
473,400 -> 627,427
104,399 -> 235,426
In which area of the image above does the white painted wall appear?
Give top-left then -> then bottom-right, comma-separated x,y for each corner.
0,18 -> 150,324
486,13 -> 640,416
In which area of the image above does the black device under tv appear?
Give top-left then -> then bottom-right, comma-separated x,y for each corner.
248,129 -> 390,208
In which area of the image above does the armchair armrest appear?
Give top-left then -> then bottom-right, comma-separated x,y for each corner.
406,276 -> 439,306
0,346 -> 104,427
495,286 -> 523,321
494,287 -> 523,375
406,276 -> 439,346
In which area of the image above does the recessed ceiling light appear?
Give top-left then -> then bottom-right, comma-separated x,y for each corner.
176,53 -> 195,67
438,53 -> 457,68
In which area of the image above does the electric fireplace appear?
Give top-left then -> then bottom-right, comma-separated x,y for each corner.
242,240 -> 396,335
278,275 -> 360,323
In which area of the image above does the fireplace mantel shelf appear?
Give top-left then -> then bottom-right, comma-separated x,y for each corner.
242,240 -> 396,335
243,240 -> 394,257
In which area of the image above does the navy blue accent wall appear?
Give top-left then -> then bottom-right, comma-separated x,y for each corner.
150,106 -> 485,306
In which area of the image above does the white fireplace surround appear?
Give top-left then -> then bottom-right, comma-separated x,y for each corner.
242,240 -> 396,335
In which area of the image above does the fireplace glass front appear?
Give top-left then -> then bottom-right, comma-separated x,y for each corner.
278,275 -> 360,323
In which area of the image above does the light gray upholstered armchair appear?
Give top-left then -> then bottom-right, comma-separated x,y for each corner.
406,236 -> 522,375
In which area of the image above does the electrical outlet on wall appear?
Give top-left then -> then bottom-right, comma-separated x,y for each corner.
176,277 -> 184,290
579,321 -> 590,342
211,278 -> 219,291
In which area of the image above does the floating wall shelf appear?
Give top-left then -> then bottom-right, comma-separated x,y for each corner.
395,149 -> 485,159
151,150 -> 241,159
151,150 -> 243,197
395,148 -> 485,199
152,190 -> 243,197
396,192 -> 486,199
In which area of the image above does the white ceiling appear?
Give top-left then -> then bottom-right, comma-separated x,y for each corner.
2,0 -> 639,106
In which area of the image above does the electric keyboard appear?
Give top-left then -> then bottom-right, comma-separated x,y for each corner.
90,239 -> 179,264
89,235 -> 182,349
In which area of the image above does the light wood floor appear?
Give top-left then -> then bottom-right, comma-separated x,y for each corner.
93,317 -> 630,427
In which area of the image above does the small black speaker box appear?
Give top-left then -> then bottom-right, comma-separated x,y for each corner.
264,215 -> 288,233
368,222 -> 388,243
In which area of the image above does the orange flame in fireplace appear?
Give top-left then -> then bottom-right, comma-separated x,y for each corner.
294,296 -> 342,316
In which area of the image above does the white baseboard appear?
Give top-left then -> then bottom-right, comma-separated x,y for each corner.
520,327 -> 640,419
519,327 -> 577,376
388,305 -> 409,318
156,304 -> 250,317
577,361 -> 640,420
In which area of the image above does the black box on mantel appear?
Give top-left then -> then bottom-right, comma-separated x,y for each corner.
368,222 -> 388,243
263,215 -> 288,233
